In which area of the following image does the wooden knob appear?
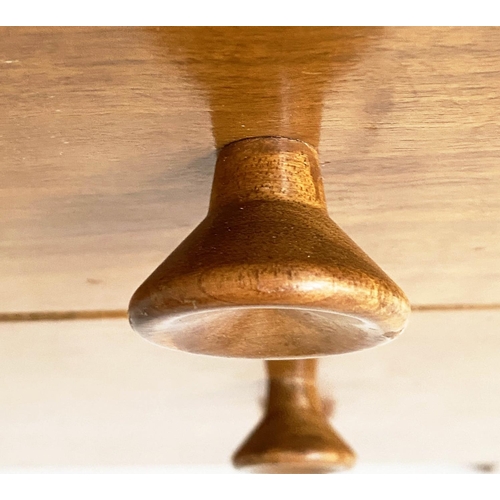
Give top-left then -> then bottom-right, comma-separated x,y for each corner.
128,137 -> 410,358
232,359 -> 356,474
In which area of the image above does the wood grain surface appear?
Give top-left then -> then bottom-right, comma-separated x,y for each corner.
0,309 -> 498,467
129,137 -> 410,357
1,27 -> 500,313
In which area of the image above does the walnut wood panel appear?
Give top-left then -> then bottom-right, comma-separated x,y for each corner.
1,27 -> 500,312
0,310 -> 498,467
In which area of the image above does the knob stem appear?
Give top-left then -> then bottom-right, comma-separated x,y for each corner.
210,138 -> 327,211
266,359 -> 322,415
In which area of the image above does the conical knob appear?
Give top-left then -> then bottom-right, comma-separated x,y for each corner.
233,359 -> 356,474
129,137 -> 410,358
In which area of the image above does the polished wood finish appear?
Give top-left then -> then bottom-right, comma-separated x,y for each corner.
129,137 -> 409,357
233,359 -> 356,473
1,27 -> 500,313
1,27 -> 499,471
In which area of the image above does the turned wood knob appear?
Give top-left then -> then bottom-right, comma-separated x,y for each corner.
233,359 -> 356,474
128,137 -> 410,358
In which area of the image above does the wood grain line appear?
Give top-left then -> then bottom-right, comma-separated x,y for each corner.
0,310 -> 127,322
1,304 -> 500,323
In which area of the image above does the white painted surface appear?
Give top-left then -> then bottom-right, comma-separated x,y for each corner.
0,310 -> 499,468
